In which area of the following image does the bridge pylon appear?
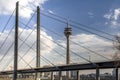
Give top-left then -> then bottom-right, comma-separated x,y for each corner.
36,6 -> 41,80
13,1 -> 19,80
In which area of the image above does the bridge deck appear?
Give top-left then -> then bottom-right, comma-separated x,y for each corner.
0,61 -> 120,75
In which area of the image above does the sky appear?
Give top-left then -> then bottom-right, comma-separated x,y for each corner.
0,0 -> 120,73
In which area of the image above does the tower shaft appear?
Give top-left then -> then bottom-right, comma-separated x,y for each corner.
64,23 -> 72,79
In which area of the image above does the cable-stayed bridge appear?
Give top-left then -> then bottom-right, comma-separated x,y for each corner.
0,2 -> 119,80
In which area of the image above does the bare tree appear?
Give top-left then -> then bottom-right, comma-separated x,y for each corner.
114,35 -> 120,50
113,35 -> 120,67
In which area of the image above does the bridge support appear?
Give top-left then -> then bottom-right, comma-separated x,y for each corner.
51,72 -> 54,80
58,71 -> 62,80
96,68 -> 100,80
36,73 -> 41,80
77,70 -> 80,80
115,68 -> 118,80
66,71 -> 71,80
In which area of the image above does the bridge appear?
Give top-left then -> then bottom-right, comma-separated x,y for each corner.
0,61 -> 120,74
0,2 -> 120,80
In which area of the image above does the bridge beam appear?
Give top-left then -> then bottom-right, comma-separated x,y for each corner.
1,61 -> 120,75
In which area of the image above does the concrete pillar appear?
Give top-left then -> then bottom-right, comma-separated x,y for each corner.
115,68 -> 118,80
96,68 -> 100,80
66,71 -> 71,80
58,71 -> 62,80
36,73 -> 41,80
51,72 -> 54,80
77,70 -> 80,80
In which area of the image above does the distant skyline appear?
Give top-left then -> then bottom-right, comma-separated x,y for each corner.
0,0 -> 120,71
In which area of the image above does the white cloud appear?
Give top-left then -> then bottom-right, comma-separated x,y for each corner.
104,8 -> 120,27
0,0 -> 47,18
104,13 -> 112,19
18,28 -> 55,56
71,34 -> 113,62
0,29 -> 115,70
113,8 -> 120,20
54,34 -> 114,64
0,27 -> 55,70
88,12 -> 94,17
48,10 -> 54,14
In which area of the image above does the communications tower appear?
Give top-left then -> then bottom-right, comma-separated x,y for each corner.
64,20 -> 72,79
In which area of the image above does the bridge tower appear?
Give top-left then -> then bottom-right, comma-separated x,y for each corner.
64,20 -> 72,79
13,2 -> 19,80
36,6 -> 41,80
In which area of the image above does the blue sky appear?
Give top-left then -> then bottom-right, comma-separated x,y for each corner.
42,0 -> 120,35
0,0 -> 120,71
0,0 -> 120,35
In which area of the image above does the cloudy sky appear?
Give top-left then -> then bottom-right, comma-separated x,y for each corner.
0,0 -> 120,71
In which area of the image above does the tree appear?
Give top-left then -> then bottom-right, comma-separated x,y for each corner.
113,35 -> 120,67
